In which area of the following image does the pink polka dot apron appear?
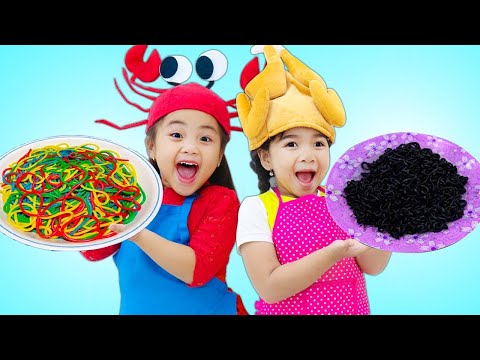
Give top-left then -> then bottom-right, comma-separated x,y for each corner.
255,187 -> 370,315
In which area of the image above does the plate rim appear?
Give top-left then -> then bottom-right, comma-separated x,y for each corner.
0,134 -> 163,251
325,131 -> 480,253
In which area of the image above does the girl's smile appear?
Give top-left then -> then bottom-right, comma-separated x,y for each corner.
295,170 -> 316,187
176,160 -> 199,184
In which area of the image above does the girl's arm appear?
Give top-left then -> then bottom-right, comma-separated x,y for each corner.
111,185 -> 239,286
240,238 -> 368,304
125,228 -> 196,283
185,186 -> 239,287
355,248 -> 392,275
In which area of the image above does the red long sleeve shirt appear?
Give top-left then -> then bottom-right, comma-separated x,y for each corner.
81,184 -> 240,287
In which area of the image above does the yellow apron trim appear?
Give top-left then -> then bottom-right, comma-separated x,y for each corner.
258,188 -> 325,231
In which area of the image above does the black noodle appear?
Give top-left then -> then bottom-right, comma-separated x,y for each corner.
343,142 -> 468,239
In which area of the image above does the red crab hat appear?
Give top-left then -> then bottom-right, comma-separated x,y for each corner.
146,82 -> 233,137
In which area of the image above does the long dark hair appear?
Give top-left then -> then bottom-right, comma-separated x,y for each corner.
146,119 -> 236,192
250,132 -> 333,194
250,139 -> 273,194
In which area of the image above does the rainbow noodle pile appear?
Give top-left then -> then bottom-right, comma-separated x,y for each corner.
0,143 -> 146,242
343,142 -> 468,239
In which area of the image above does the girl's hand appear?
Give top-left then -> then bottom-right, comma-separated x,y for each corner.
329,239 -> 370,260
110,223 -> 127,234
110,223 -> 143,243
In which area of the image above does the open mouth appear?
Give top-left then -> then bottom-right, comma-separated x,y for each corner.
296,171 -> 315,186
176,161 -> 199,184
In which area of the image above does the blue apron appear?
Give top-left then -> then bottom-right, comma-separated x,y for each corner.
113,192 -> 237,315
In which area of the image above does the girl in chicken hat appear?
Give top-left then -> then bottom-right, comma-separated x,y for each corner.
82,82 -> 248,315
235,45 -> 391,315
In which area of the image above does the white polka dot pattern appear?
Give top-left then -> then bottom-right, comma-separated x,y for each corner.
255,192 -> 370,315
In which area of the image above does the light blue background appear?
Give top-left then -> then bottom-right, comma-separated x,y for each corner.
1,45 -> 479,315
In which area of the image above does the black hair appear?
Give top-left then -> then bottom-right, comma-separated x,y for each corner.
343,142 -> 468,239
249,139 -> 273,194
249,131 -> 332,194
146,118 -> 236,192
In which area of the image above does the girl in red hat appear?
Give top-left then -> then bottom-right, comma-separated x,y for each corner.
82,82 -> 248,315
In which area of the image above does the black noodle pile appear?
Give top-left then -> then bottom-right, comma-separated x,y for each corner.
344,142 -> 468,239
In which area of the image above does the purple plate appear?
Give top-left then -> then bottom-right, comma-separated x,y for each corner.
325,132 -> 480,253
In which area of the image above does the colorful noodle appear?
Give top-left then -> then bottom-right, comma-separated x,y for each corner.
0,143 -> 146,242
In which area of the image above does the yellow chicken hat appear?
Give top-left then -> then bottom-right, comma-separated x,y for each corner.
236,45 -> 347,150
